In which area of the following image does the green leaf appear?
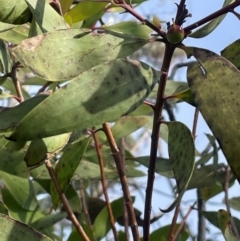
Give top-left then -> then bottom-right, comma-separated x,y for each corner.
168,86 -> 196,107
31,212 -> 68,231
0,22 -> 16,32
81,9 -> 105,28
64,1 -> 107,24
50,137 -> 90,209
146,223 -> 189,241
93,196 -> 135,239
186,47 -> 240,184
0,148 -> 28,177
229,197 -> 240,211
111,116 -> 150,139
0,24 -> 29,44
0,89 -> 14,100
68,226 -> 94,241
0,213 -> 53,241
160,121 -> 195,212
221,39 -> 240,69
12,29 -> 149,81
0,39 -> 13,74
24,133 -> 71,168
0,171 -> 38,211
189,0 -> 233,38
0,94 -> 48,133
104,21 -> 152,39
25,0 -> 69,32
10,59 -> 159,141
59,0 -> 73,15
0,0 -> 31,24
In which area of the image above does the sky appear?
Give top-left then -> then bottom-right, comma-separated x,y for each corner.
102,1 -> 240,240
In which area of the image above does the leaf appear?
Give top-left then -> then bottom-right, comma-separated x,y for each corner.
31,212 -> 68,231
111,116 -> 150,139
50,137 -> 90,209
160,121 -> 195,212
0,94 -> 48,133
12,29 -> 149,81
0,39 -> 13,74
229,197 -> 240,211
0,89 -> 14,100
59,0 -> 73,15
0,149 -> 28,177
25,0 -> 69,32
0,0 -> 31,24
64,1 -> 107,24
0,171 -> 38,211
24,133 -> 71,168
104,21 -> 152,39
9,59 -> 159,141
189,0 -> 233,38
221,39 -> 240,69
0,213 -> 53,241
169,87 -> 196,107
146,223 -> 189,241
0,24 -> 29,44
93,196 -> 135,239
68,226 -> 94,241
0,22 -> 16,32
186,47 -> 240,184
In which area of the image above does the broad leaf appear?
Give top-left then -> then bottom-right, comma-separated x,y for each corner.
0,0 -> 31,24
64,1 -> 107,24
12,29 -> 149,81
160,121 -> 195,212
186,47 -> 240,184
0,171 -> 38,211
189,0 -> 233,38
50,137 -> 90,209
9,59 -> 159,141
26,0 -> 69,32
229,197 -> 240,211
104,21 -> 152,39
24,133 -> 71,168
221,39 -> 240,69
0,213 -> 52,241
0,94 -> 48,133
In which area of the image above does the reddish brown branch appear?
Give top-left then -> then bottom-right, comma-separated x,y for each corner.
184,1 -> 240,34
45,160 -> 90,241
102,123 -> 140,241
92,130 -> 119,241
143,44 -> 175,241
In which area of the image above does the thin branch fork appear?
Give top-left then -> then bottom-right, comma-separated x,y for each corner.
45,160 -> 90,241
102,123 -> 140,241
92,130 -> 119,241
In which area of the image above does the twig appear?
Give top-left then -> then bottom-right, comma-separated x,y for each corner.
143,43 -> 175,241
37,81 -> 52,94
45,160 -> 90,241
113,1 -> 165,37
102,123 -> 140,241
173,202 -> 197,241
167,203 -> 181,241
121,137 -> 130,241
92,130 -> 119,241
79,180 -> 93,228
224,166 -> 240,239
184,1 -> 240,34
192,108 -> 199,139
11,64 -> 24,102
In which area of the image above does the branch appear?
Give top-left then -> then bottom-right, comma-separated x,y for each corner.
11,64 -> 24,102
102,123 -> 140,241
92,130 -> 119,241
45,160 -> 90,241
143,43 -> 175,241
184,1 -> 240,34
197,188 -> 206,241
